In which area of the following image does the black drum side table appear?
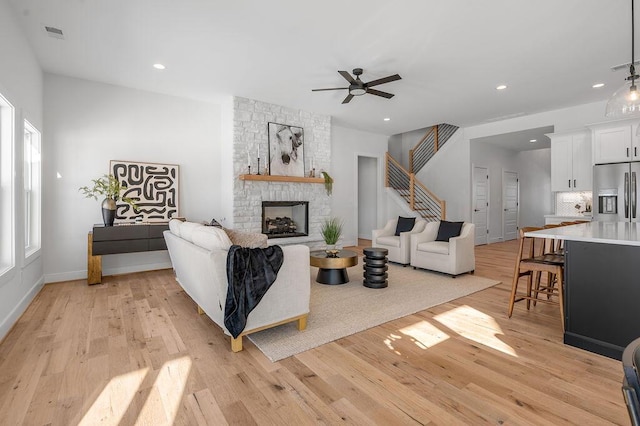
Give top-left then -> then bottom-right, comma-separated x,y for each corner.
363,247 -> 388,288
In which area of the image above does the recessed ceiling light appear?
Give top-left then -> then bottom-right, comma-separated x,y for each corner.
153,63 -> 166,70
592,83 -> 605,88
496,85 -> 507,90
529,139 -> 537,143
383,117 -> 391,121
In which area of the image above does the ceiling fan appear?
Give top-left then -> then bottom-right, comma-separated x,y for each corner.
312,68 -> 401,104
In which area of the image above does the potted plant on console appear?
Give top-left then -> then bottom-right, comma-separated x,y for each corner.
321,217 -> 343,257
79,174 -> 138,226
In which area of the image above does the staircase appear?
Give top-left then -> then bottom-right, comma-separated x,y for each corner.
386,123 -> 459,221
409,123 -> 458,174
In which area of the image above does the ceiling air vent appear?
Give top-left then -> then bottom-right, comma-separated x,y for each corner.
44,26 -> 64,39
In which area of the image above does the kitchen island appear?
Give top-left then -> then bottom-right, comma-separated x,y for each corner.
527,222 -> 640,360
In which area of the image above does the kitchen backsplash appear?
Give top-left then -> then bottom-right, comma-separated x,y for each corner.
555,191 -> 593,216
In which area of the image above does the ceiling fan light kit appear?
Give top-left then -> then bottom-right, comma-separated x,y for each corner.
312,67 -> 401,104
606,0 -> 640,117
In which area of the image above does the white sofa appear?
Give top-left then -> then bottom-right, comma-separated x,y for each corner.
410,222 -> 475,276
372,217 -> 427,265
164,219 -> 310,352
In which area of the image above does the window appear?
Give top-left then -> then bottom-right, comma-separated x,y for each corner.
0,92 -> 15,277
24,120 -> 41,257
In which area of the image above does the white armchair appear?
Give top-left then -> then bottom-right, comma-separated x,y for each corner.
372,217 -> 427,265
410,222 -> 475,276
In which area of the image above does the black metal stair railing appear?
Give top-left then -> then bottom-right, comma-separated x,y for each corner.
386,153 -> 445,221
409,123 -> 459,174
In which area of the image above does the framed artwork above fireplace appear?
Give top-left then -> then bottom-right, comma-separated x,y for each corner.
267,122 -> 305,177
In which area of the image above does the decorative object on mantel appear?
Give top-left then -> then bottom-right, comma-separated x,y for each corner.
267,122 -> 304,177
79,174 -> 138,226
111,160 -> 179,222
320,171 -> 333,195
321,216 -> 343,257
606,0 -> 640,118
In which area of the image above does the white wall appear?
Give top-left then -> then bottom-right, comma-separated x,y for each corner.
0,0 -> 44,339
517,149 -> 552,228
331,125 -> 389,246
43,74 -> 222,282
415,130 -> 471,222
357,156 -> 377,239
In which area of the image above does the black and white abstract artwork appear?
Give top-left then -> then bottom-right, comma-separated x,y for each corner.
110,160 -> 179,221
267,122 -> 304,177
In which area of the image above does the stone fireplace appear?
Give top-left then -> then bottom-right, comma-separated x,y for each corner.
262,201 -> 309,239
231,96 -> 331,247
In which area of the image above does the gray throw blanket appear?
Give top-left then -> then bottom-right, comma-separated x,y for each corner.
224,245 -> 284,338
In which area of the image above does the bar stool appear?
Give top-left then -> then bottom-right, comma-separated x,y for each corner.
507,227 -> 565,331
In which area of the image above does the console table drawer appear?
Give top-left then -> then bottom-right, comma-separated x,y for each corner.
148,237 -> 168,251
149,224 -> 169,238
93,225 -> 148,241
92,240 -> 149,255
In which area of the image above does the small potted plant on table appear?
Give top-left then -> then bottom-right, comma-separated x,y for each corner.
79,174 -> 138,226
321,217 -> 343,257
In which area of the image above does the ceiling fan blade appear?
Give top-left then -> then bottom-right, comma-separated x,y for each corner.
342,94 -> 354,104
338,70 -> 356,83
312,87 -> 348,91
366,74 -> 401,87
367,88 -> 394,99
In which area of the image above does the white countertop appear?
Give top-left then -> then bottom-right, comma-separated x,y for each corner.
525,222 -> 640,246
543,214 -> 592,219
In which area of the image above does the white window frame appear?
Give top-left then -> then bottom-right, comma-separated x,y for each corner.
0,92 -> 15,281
23,119 -> 41,260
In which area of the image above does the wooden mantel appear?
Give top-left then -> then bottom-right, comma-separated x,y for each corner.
238,174 -> 324,184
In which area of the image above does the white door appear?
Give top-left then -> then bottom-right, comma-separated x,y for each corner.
472,166 -> 489,245
503,171 -> 519,241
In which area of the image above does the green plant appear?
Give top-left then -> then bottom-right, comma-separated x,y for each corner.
79,174 -> 138,210
321,217 -> 343,245
320,171 -> 333,195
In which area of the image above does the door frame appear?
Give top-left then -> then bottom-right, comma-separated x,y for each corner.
471,164 -> 490,245
502,169 -> 519,241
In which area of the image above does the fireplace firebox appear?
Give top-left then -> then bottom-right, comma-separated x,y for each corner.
262,201 -> 309,239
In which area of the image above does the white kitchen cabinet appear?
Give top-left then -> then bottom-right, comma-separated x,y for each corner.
549,130 -> 592,192
591,121 -> 640,164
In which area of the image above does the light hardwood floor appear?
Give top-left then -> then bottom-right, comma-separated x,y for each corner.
0,239 -> 628,425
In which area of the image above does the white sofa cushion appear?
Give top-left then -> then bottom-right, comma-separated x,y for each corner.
180,221 -> 203,242
417,241 -> 450,255
376,235 -> 401,247
168,218 -> 182,237
192,226 -> 233,251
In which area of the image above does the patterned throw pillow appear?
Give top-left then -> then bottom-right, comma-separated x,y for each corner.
208,218 -> 223,228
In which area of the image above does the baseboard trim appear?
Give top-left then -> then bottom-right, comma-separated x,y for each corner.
44,261 -> 173,284
0,276 -> 45,342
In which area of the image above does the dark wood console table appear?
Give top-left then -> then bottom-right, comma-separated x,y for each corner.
87,223 -> 169,285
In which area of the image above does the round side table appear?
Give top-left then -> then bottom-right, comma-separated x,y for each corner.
309,250 -> 359,285
363,247 -> 388,288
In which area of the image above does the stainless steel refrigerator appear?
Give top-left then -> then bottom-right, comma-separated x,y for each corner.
593,162 -> 640,222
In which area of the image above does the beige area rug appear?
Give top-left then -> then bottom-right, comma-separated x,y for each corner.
247,261 -> 500,362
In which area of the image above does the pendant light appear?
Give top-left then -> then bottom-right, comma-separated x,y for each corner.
606,0 -> 640,117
